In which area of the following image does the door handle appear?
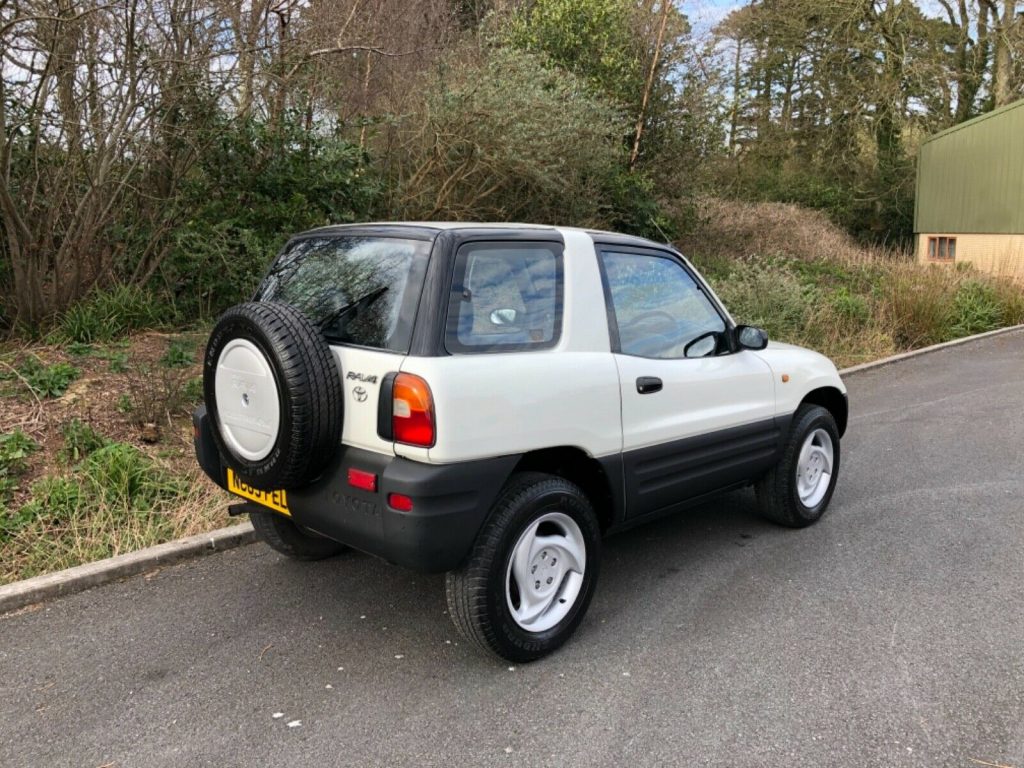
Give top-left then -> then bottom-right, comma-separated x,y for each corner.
636,376 -> 662,394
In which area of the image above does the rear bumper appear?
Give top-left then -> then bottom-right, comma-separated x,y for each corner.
193,406 -> 517,572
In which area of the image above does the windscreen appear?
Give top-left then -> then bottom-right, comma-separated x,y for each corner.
255,236 -> 429,353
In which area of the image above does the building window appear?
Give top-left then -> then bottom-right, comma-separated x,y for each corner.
928,236 -> 956,262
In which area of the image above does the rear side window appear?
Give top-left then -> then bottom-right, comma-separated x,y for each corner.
445,242 -> 563,353
256,236 -> 429,353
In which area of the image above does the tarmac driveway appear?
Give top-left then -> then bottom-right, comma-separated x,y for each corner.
2,330 -> 1023,768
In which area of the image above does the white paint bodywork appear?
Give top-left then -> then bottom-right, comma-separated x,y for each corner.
329,225 -> 846,465
331,346 -> 403,456
752,341 -> 846,417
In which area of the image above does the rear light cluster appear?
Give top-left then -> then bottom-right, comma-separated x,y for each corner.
392,373 -> 435,447
349,371 -> 434,513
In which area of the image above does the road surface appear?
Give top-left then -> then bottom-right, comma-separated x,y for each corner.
2,330 -> 1023,768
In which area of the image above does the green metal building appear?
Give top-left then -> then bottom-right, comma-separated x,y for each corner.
915,99 -> 1024,277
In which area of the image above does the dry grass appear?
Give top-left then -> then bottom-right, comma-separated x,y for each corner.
678,198 -> 903,265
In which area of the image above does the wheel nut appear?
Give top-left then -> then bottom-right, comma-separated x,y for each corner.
535,581 -> 540,589
546,577 -> 553,585
531,565 -> 536,574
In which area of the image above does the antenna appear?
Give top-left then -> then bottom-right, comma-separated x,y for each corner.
649,215 -> 672,246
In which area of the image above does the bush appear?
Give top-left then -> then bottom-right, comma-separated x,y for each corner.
389,47 -> 666,236
830,286 -> 871,325
950,280 -> 1004,337
161,338 -> 196,368
12,476 -> 83,530
60,419 -> 109,464
17,355 -> 79,398
713,259 -> 817,339
58,284 -> 168,343
123,338 -> 198,435
165,115 -> 381,319
0,429 -> 37,503
82,443 -> 185,508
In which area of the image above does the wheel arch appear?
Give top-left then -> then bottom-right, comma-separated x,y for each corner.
800,386 -> 848,436
511,447 -> 622,532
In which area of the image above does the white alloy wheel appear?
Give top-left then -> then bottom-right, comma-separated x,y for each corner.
214,338 -> 281,461
505,512 -> 587,633
796,427 -> 834,508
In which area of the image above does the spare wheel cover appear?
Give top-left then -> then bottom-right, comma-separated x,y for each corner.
214,338 -> 281,462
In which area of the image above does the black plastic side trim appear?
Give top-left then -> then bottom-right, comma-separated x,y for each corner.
622,417 -> 783,519
595,453 -> 627,527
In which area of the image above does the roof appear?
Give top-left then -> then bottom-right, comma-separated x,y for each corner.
293,222 -> 673,252
915,99 -> 1024,235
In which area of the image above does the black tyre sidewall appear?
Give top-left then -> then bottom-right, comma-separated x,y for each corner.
787,406 -> 841,523
484,483 -> 601,661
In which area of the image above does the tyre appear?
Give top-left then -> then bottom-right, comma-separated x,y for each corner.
250,510 -> 346,561
446,472 -> 601,662
755,404 -> 840,527
203,301 -> 342,490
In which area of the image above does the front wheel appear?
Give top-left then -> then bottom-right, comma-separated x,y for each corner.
446,473 -> 601,662
755,404 -> 841,527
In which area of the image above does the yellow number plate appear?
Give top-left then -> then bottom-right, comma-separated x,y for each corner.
227,469 -> 290,517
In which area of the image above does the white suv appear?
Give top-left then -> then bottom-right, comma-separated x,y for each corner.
194,223 -> 847,661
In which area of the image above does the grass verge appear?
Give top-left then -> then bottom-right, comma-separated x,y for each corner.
0,332 -> 231,586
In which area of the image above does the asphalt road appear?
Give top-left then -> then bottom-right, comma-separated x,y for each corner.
2,331 -> 1023,768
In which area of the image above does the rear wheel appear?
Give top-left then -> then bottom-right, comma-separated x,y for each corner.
250,510 -> 346,561
446,473 -> 601,662
755,404 -> 841,527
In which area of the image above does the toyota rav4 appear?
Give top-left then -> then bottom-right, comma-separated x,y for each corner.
194,223 -> 848,662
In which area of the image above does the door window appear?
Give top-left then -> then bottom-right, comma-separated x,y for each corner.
600,250 -> 726,359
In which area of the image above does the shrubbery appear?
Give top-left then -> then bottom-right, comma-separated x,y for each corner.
387,47 -> 668,238
56,285 -> 168,343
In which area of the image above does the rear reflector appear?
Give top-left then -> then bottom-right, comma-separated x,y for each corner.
347,468 -> 377,492
388,493 -> 414,512
393,373 -> 435,447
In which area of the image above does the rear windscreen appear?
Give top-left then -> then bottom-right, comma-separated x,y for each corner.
255,236 -> 429,353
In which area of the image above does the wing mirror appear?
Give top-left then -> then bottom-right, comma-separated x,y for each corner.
735,325 -> 769,350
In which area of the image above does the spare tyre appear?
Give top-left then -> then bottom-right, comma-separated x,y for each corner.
203,301 -> 343,490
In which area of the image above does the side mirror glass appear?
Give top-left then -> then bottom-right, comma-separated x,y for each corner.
489,308 -> 518,326
683,332 -> 718,358
735,325 -> 769,350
